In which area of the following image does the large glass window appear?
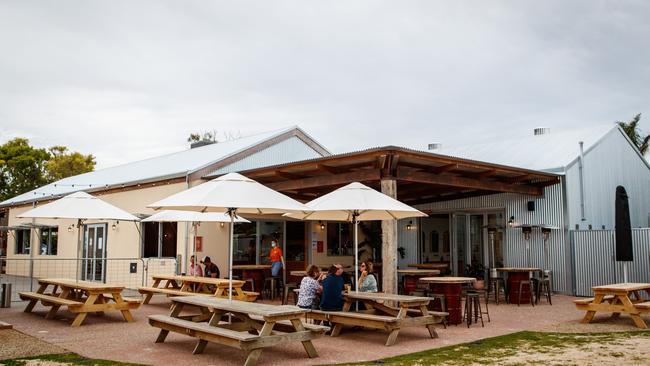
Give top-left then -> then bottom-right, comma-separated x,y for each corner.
15,229 -> 30,254
327,223 -> 353,256
259,221 -> 283,265
143,222 -> 177,258
233,221 -> 257,264
286,221 -> 306,262
40,227 -> 58,255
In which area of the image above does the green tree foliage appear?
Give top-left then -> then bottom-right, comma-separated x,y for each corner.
617,113 -> 650,155
45,146 -> 96,182
0,139 -> 96,202
0,138 -> 50,201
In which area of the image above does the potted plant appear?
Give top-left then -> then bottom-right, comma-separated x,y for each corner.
465,263 -> 486,290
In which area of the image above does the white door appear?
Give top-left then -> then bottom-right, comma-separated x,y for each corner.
83,224 -> 107,282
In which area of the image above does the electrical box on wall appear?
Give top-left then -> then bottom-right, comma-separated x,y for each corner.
129,262 -> 137,274
527,201 -> 535,211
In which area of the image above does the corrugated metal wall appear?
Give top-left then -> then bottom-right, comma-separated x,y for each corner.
565,129 -> 650,230
209,136 -> 324,175
572,229 -> 650,297
397,219 -> 418,269
415,182 -> 572,294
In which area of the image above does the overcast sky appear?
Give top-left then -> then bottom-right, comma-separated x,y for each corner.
1,1 -> 648,169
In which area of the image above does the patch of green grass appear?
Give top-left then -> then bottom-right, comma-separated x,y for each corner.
1,353 -> 146,366
321,331 -> 650,366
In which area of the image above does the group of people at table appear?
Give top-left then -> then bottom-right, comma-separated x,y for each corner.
296,261 -> 378,310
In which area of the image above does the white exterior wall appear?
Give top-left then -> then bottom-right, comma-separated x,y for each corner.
565,128 -> 650,230
209,136 -> 324,176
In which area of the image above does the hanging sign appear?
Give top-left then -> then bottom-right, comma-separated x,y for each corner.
195,236 -> 203,252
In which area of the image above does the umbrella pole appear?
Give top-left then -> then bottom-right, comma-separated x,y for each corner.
353,213 -> 359,294
228,209 -> 235,303
76,219 -> 82,282
192,222 -> 197,276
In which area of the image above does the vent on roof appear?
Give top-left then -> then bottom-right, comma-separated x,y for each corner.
190,140 -> 216,149
428,143 -> 442,151
534,128 -> 550,136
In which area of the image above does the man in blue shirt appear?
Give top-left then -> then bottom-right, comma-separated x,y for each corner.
320,264 -> 345,311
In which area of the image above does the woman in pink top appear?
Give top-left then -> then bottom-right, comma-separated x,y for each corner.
189,255 -> 203,276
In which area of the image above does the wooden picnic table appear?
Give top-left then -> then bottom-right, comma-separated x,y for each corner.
497,267 -> 542,304
574,283 -> 650,329
19,278 -> 141,327
138,274 -> 257,304
149,295 -> 328,366
232,264 -> 272,293
309,292 -> 445,346
418,276 -> 476,325
397,269 -> 441,295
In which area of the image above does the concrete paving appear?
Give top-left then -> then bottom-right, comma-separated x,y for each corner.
0,294 -> 647,365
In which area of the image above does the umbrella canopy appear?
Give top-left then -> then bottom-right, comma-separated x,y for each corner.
148,172 -> 310,215
18,191 -> 139,221
142,210 -> 249,223
17,191 -> 139,282
286,182 -> 426,294
288,182 -> 427,221
148,172 -> 311,301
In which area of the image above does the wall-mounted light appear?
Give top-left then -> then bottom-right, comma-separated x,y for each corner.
220,222 -> 225,228
406,221 -> 413,231
67,224 -> 74,232
319,221 -> 325,230
507,216 -> 515,228
111,220 -> 119,230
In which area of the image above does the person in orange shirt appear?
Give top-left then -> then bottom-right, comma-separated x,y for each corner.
269,239 -> 285,277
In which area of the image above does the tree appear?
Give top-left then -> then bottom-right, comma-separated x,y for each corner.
617,113 -> 650,155
44,146 -> 96,182
0,138 -> 50,201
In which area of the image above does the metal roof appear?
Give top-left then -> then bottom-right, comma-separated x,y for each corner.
431,125 -> 618,173
1,126 -> 316,207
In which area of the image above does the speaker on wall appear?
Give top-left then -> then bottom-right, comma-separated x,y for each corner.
527,201 -> 535,211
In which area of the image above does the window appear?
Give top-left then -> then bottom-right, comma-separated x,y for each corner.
327,223 -> 352,256
143,222 -> 177,258
15,229 -> 31,254
40,227 -> 58,255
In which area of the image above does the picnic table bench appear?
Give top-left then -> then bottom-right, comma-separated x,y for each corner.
307,292 -> 446,346
574,282 -> 650,329
138,274 -> 258,304
149,295 -> 328,366
19,278 -> 141,327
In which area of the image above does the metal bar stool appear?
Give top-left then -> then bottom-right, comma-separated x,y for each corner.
282,282 -> 298,305
517,280 -> 535,306
462,290 -> 484,327
262,277 -> 277,300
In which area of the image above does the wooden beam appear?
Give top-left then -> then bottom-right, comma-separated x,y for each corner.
396,168 -> 544,196
266,169 -> 381,191
275,170 -> 307,180
403,190 -> 496,205
432,164 -> 458,174
317,164 -> 341,175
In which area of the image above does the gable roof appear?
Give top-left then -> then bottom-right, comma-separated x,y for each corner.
433,125 -> 622,173
1,126 -> 329,207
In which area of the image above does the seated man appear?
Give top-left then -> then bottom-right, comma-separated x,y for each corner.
201,256 -> 220,278
320,264 -> 344,311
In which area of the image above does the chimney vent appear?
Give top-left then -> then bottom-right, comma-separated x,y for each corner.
428,143 -> 442,151
534,128 -> 550,136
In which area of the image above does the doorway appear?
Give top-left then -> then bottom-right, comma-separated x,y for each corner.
452,211 -> 505,276
82,223 -> 107,282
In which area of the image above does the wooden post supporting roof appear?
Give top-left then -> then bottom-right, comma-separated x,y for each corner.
381,179 -> 398,295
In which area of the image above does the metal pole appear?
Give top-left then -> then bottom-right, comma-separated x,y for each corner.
192,222 -> 197,276
228,209 -> 235,303
76,219 -> 82,282
623,262 -> 628,283
354,214 -> 359,294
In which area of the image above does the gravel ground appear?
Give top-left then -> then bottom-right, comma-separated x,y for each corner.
0,329 -> 67,361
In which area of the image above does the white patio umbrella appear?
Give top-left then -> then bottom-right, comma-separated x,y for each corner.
142,210 -> 249,275
18,191 -> 140,281
285,182 -> 427,294
148,172 -> 311,301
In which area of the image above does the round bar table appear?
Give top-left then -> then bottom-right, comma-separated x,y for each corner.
419,276 -> 476,325
232,264 -> 272,293
496,267 -> 541,304
397,269 -> 441,295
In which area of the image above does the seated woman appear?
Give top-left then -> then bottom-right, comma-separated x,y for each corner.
357,260 -> 378,293
296,265 -> 324,309
320,264 -> 345,311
